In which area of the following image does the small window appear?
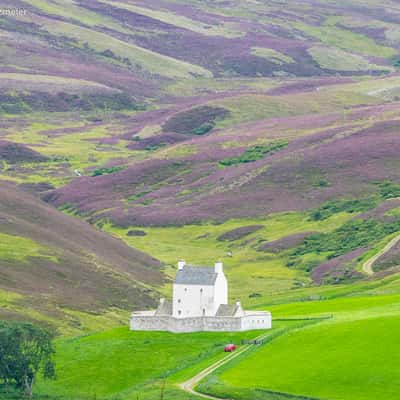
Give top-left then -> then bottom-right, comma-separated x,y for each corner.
178,310 -> 181,315
178,299 -> 181,303
184,288 -> 187,292
200,288 -> 203,294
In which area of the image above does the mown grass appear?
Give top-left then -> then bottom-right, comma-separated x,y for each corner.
34,327 -> 270,399
199,293 -> 400,400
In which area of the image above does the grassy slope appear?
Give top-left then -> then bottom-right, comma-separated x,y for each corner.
35,327 -> 273,399
30,282 -> 400,399
199,293 -> 400,400
0,183 -> 163,335
103,210 -> 355,304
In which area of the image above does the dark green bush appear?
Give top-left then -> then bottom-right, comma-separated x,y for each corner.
219,140 -> 288,167
92,166 -> 124,177
293,218 -> 400,258
378,180 -> 400,199
309,198 -> 377,221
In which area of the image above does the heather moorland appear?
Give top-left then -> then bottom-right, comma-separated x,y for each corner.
0,0 -> 400,399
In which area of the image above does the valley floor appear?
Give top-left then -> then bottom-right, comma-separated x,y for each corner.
24,274 -> 400,400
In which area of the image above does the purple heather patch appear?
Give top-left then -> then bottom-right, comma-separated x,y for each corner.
312,248 -> 367,285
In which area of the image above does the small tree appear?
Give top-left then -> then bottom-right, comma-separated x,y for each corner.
0,321 -> 16,392
0,321 -> 55,397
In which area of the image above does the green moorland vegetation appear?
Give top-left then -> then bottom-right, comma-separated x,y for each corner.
219,140 -> 288,167
104,192 -> 400,303
103,209 -> 355,303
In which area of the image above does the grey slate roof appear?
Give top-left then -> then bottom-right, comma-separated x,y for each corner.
216,304 -> 238,316
155,301 -> 172,316
175,265 -> 217,286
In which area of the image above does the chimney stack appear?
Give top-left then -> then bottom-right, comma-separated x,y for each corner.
214,261 -> 223,273
178,260 -> 186,270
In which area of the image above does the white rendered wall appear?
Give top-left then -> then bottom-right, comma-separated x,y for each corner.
173,284 -> 215,318
240,313 -> 272,330
212,270 -> 228,314
130,312 -> 272,332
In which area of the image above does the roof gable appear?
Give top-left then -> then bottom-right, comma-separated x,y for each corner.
215,304 -> 238,316
175,265 -> 217,285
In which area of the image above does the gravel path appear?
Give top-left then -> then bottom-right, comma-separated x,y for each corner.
179,332 -> 270,399
362,234 -> 400,275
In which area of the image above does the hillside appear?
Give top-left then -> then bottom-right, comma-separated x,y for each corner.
1,1 -> 400,399
0,182 -> 163,334
0,0 -> 399,323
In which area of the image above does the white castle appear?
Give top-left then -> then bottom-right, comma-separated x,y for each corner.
130,261 -> 272,333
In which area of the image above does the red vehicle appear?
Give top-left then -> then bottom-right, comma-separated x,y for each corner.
224,344 -> 237,352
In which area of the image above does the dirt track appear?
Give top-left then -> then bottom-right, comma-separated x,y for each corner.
362,234 -> 400,275
179,333 -> 270,399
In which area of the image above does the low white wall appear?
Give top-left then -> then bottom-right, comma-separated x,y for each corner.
240,313 -> 272,330
130,313 -> 271,333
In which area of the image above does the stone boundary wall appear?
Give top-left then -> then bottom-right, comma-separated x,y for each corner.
130,313 -> 271,333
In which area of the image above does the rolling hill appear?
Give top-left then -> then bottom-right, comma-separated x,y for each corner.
0,0 -> 399,329
0,182 -> 163,334
0,0 -> 399,324
0,1 -> 400,399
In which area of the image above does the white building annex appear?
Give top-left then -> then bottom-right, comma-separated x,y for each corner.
130,261 -> 272,333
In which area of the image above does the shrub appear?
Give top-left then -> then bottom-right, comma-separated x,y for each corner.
92,166 -> 124,177
219,140 -> 288,167
248,293 -> 262,298
0,321 -> 55,397
378,180 -> 400,199
309,198 -> 377,221
293,218 -> 400,258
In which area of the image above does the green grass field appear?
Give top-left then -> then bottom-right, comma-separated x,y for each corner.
197,293 -> 400,400
34,327 -> 276,399
26,288 -> 400,400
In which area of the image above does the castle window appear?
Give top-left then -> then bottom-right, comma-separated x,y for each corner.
178,310 -> 181,315
178,299 -> 181,303
200,288 -> 203,294
184,288 -> 187,292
